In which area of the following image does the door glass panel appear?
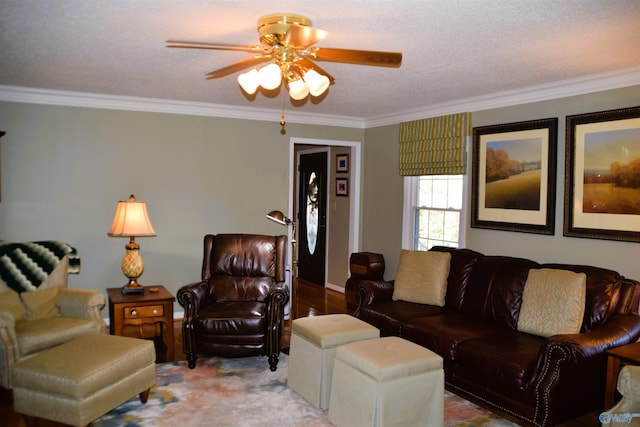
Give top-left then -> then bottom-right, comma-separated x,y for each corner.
306,172 -> 319,255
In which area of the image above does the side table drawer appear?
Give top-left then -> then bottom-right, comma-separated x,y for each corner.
124,305 -> 164,319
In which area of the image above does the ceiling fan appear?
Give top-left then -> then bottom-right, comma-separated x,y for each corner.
167,13 -> 403,101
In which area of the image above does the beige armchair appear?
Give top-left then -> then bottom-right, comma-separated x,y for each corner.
601,365 -> 640,427
0,241 -> 106,389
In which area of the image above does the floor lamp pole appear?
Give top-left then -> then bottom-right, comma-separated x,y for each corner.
290,220 -> 298,320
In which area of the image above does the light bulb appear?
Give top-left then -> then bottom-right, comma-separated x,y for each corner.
238,69 -> 260,95
288,78 -> 310,100
303,69 -> 330,97
258,63 -> 282,90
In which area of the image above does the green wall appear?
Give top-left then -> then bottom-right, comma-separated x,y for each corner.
2,84 -> 640,306
0,102 -> 363,298
361,85 -> 640,281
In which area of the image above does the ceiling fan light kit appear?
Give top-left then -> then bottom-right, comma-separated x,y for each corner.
167,13 -> 402,103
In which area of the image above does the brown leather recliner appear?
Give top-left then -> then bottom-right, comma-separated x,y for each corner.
177,233 -> 289,371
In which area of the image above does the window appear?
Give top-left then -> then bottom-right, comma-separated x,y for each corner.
403,175 -> 465,250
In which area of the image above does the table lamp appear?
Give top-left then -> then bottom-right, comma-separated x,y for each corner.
108,194 -> 156,294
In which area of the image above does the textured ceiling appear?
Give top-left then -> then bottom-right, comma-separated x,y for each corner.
1,0 -> 640,123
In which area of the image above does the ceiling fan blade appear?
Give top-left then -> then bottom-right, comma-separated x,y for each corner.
294,58 -> 336,84
166,40 -> 266,54
205,55 -> 273,79
283,25 -> 327,49
307,47 -> 402,68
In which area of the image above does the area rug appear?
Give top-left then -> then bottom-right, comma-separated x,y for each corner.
91,354 -> 519,427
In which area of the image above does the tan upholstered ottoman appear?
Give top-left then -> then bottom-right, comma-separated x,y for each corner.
328,336 -> 444,427
12,333 -> 156,427
287,314 -> 379,409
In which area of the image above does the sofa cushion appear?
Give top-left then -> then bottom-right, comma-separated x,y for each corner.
455,330 -> 545,391
393,250 -> 451,306
20,287 -> 61,320
517,268 -> 586,337
0,289 -> 25,321
403,311 -> 508,363
359,300 -> 446,337
462,256 -> 540,329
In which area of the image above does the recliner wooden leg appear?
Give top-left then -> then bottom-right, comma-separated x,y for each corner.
268,353 -> 279,371
187,353 -> 197,369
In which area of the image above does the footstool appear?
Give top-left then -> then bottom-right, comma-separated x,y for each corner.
328,336 -> 444,427
12,333 -> 156,427
287,314 -> 380,409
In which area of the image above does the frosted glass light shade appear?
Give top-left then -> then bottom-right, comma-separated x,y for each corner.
288,78 -> 310,100
304,69 -> 330,97
258,63 -> 282,90
238,69 -> 260,95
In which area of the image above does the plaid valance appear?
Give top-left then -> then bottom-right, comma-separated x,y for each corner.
0,241 -> 80,293
399,112 -> 471,176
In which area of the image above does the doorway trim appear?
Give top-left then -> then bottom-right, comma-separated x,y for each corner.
289,137 -> 361,292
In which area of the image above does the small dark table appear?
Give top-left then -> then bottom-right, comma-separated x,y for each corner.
605,341 -> 640,409
107,285 -> 175,363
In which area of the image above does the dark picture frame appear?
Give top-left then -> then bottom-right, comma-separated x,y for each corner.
336,177 -> 349,197
563,106 -> 640,242
336,153 -> 349,173
471,118 -> 558,234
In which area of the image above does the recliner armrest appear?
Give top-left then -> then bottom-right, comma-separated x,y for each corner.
177,281 -> 210,316
267,281 -> 290,310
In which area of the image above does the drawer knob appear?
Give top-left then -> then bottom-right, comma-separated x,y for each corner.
153,309 -> 158,314
131,309 -> 137,316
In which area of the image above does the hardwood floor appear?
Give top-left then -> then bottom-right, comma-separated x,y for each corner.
0,279 -> 599,426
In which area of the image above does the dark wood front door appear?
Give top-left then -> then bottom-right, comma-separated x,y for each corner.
297,151 -> 327,286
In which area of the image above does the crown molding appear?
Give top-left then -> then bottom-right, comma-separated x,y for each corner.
1,65 -> 639,129
365,65 -> 640,128
0,85 -> 365,129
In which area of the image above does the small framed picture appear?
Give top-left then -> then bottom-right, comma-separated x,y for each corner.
336,178 -> 349,197
336,153 -> 349,173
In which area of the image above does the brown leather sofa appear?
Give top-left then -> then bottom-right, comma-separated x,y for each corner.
354,246 -> 640,426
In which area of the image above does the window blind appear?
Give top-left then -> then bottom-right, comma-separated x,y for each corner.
399,112 -> 471,176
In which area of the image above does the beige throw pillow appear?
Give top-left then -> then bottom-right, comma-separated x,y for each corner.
0,290 -> 25,321
20,287 -> 61,320
517,268 -> 586,337
39,255 -> 69,289
392,250 -> 451,306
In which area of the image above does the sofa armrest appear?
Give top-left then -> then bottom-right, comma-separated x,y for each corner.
354,279 -> 395,316
57,288 -> 107,331
0,311 -> 20,388
531,315 -> 640,426
545,314 -> 640,363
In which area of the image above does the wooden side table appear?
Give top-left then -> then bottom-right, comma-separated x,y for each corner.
605,342 -> 640,409
107,285 -> 175,363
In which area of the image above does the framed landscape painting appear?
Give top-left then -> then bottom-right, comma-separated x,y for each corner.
564,106 -> 640,242
471,118 -> 558,234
